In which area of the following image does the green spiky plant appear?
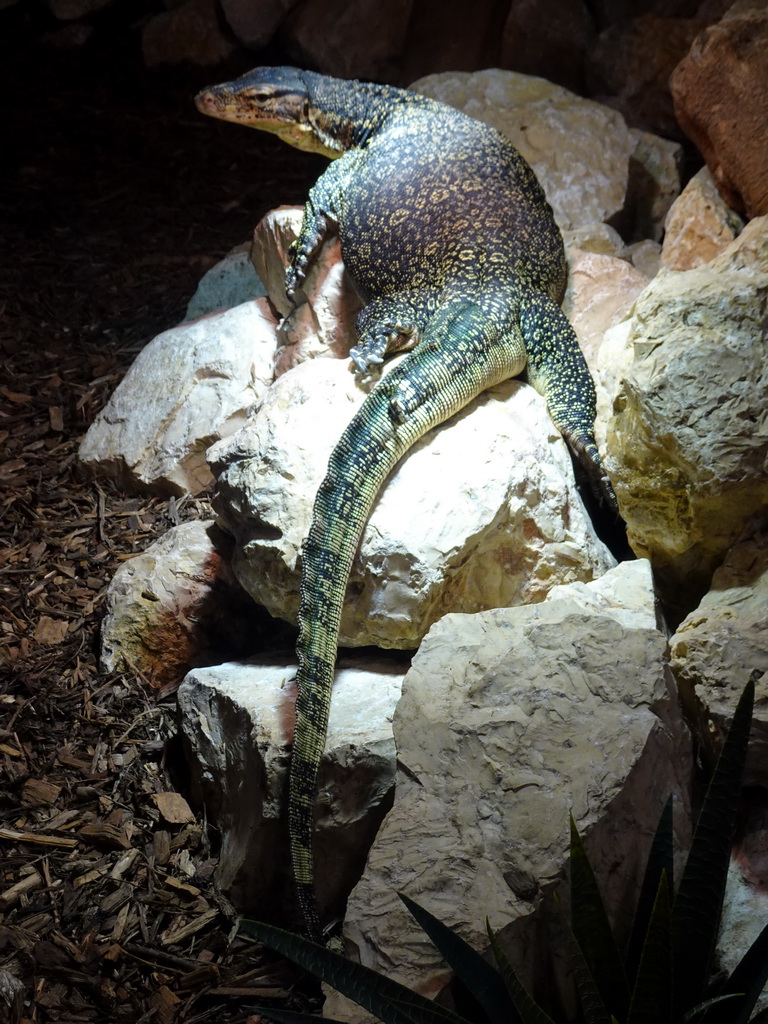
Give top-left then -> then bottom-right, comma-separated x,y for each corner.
241,679 -> 768,1024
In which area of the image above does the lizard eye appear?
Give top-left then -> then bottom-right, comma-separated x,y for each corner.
247,88 -> 273,103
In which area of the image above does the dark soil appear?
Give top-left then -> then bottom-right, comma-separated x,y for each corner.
1,11 -> 326,1022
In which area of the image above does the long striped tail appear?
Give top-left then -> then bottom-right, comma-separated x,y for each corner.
289,287 -> 527,940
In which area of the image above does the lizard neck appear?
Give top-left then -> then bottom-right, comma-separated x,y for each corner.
299,71 -> 419,155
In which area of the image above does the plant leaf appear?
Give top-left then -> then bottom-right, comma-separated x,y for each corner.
682,993 -> 744,1023
625,870 -> 672,1024
486,923 -> 556,1024
240,919 -> 472,1024
671,679 -> 754,1018
569,815 -> 630,1020
625,795 -> 674,987
557,900 -> 611,1024
399,893 -> 520,1024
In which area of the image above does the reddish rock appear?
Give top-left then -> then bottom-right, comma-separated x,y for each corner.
671,1 -> 768,217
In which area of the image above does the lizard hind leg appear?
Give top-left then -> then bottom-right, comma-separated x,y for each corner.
520,288 -> 618,512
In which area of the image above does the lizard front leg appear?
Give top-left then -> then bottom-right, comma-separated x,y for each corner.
286,151 -> 362,302
349,291 -> 439,375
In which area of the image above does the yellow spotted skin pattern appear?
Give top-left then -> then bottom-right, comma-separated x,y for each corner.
196,66 -> 617,941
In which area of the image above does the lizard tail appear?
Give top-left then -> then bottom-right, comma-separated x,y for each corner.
289,287 -> 528,940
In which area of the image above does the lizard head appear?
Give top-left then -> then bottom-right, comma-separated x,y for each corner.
195,67 -> 342,157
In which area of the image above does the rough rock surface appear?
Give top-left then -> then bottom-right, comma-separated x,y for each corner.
178,655 -> 407,920
562,248 -> 649,367
184,244 -> 267,322
410,69 -> 635,231
669,529 -> 768,783
326,560 -> 692,1021
100,521 -> 255,688
602,217 -> 768,615
208,357 -> 616,650
78,299 -> 277,496
661,166 -> 744,271
250,207 -> 362,373
670,0 -> 768,217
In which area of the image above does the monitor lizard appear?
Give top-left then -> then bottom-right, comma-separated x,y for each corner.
195,66 -> 618,942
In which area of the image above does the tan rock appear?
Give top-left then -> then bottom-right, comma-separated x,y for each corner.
603,217 -> 768,616
209,357 -> 616,650
100,521 -> 254,688
78,299 -> 277,496
671,1 -> 768,217
410,69 -> 635,231
563,248 -> 649,367
178,655 -> 406,921
327,560 -> 691,1021
661,166 -> 744,271
669,528 -> 768,783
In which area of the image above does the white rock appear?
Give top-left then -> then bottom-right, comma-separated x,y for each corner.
603,216 -> 768,613
251,206 -> 363,374
209,357 -> 616,649
410,68 -> 635,231
100,520 -> 254,687
670,529 -> 768,784
326,559 -> 691,1020
184,243 -> 266,321
78,299 -> 277,495
178,655 -> 407,919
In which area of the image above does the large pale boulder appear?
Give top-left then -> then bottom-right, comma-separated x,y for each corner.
79,299 -> 277,496
669,529 -> 768,783
208,357 -> 616,650
100,521 -> 256,689
410,69 -> 635,232
326,560 -> 692,1020
178,655 -> 407,922
602,217 -> 768,615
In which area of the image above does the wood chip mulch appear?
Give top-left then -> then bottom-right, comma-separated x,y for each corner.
1,17 -> 326,1023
